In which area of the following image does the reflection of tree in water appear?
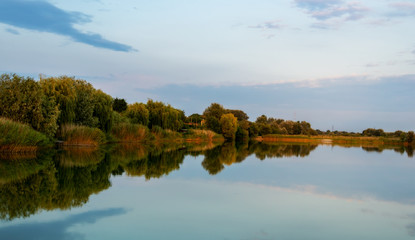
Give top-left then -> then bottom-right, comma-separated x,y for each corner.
362,145 -> 414,157
0,160 -> 57,220
202,145 -> 224,175
0,148 -> 113,220
201,142 -> 318,175
123,148 -> 186,180
249,142 -> 318,160
0,141 -> 320,219
0,151 -> 54,184
53,155 -> 112,209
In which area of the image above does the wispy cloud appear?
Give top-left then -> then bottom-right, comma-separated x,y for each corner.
249,20 -> 284,30
0,0 -> 136,52
311,2 -> 369,21
294,0 -> 369,28
294,0 -> 342,11
389,2 -> 415,17
249,20 -> 284,39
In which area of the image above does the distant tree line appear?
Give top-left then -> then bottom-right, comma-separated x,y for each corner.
201,103 -> 317,141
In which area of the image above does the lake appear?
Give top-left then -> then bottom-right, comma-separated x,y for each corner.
0,142 -> 414,240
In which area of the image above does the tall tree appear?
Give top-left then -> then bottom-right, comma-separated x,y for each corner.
0,74 -> 59,138
113,98 -> 128,113
203,103 -> 226,133
220,113 -> 238,140
126,103 -> 149,126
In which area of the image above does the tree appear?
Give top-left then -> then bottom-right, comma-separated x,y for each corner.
227,109 -> 249,121
146,99 -> 184,131
203,103 -> 226,133
73,80 -> 97,127
256,115 -> 268,124
219,113 -> 238,140
0,74 -> 59,138
39,76 -> 77,125
236,120 -> 250,141
187,113 -> 203,126
40,76 -> 114,132
113,98 -> 128,113
126,103 -> 149,126
408,131 -> 414,144
93,89 -> 113,132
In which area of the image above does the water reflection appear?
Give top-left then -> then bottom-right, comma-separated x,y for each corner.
0,208 -> 127,240
0,141 -> 413,221
362,145 -> 414,157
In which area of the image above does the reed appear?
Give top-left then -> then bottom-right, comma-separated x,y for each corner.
184,129 -> 224,142
57,124 -> 106,146
0,117 -> 51,152
111,122 -> 151,142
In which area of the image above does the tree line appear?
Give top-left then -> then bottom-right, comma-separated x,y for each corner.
0,73 -> 414,144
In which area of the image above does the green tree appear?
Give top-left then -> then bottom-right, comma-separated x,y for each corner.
203,103 -> 226,133
40,76 -> 77,125
146,99 -> 184,131
227,109 -> 249,121
126,103 -> 149,126
113,98 -> 128,113
73,80 -> 97,127
256,115 -> 268,124
408,131 -> 414,144
0,74 -> 59,138
219,113 -> 238,140
40,76 -> 113,132
93,90 -> 113,132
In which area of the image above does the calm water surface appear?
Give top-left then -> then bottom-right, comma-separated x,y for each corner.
0,142 -> 414,240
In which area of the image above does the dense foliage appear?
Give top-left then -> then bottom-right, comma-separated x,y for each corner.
0,73 -> 414,148
219,113 -> 238,140
0,74 -> 59,138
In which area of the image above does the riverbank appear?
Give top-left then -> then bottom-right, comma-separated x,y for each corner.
0,119 -> 224,153
256,134 -> 410,147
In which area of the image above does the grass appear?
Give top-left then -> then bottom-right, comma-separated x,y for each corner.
57,124 -> 106,146
258,134 -> 404,146
151,126 -> 181,140
111,123 -> 151,142
184,129 -> 224,142
0,117 -> 52,152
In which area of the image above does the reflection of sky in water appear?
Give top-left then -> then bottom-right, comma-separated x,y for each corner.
168,145 -> 415,204
2,145 -> 415,239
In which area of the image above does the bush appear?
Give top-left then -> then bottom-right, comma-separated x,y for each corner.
111,123 -> 151,142
57,124 -> 106,146
151,125 -> 181,139
0,118 -> 51,151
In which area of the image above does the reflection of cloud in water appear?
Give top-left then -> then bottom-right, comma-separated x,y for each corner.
361,208 -> 375,215
0,208 -> 127,240
407,223 -> 415,237
241,229 -> 272,240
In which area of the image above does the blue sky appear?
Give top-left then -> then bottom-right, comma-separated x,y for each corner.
0,0 -> 414,131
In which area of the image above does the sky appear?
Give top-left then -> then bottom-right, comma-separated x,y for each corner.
0,0 -> 414,132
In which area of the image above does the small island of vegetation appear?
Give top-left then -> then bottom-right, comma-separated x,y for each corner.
0,73 -> 414,153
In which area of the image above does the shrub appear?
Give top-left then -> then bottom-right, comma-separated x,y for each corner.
0,118 -> 51,152
111,123 -> 151,142
57,124 -> 106,146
